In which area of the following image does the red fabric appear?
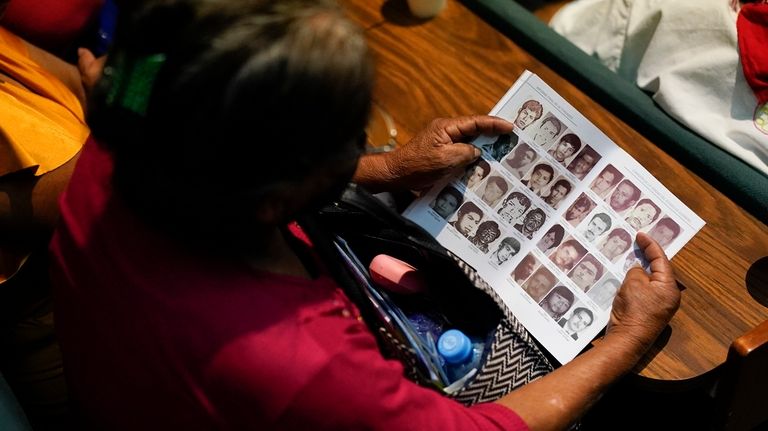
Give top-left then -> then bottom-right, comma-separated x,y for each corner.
49,137 -> 528,431
737,2 -> 768,104
2,0 -> 104,54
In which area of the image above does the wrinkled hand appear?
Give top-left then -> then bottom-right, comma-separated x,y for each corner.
354,116 -> 513,191
606,233 -> 680,354
77,48 -> 107,97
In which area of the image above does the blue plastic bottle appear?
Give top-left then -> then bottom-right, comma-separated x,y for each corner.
407,312 -> 445,345
437,329 -> 485,384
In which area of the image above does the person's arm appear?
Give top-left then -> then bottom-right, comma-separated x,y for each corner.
19,40 -> 106,109
494,233 -> 680,430
354,116 -> 513,192
20,37 -> 88,106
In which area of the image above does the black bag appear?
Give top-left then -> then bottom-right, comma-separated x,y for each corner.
300,184 -> 554,405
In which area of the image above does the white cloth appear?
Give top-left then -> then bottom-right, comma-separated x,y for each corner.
550,0 -> 768,176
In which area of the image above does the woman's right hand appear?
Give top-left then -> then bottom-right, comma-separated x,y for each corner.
77,47 -> 107,99
606,232 -> 680,354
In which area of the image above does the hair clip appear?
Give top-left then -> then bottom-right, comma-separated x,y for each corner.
103,52 -> 166,116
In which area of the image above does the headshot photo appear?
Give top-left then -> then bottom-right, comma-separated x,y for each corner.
460,159 -> 491,189
537,224 -> 565,255
558,306 -> 595,341
542,178 -> 572,209
589,165 -> 623,199
539,286 -> 575,320
497,191 -> 531,225
503,143 -> 538,179
514,207 -> 547,239
521,163 -> 555,197
489,237 -> 521,266
522,266 -> 557,302
512,253 -> 540,285
547,133 -> 581,166
564,193 -> 596,226
622,248 -> 650,274
429,185 -> 463,220
598,228 -> 633,263
486,133 -> 519,161
567,254 -> 604,292
566,146 -> 601,180
548,238 -> 587,273
607,179 -> 641,214
624,198 -> 662,231
450,201 -> 484,238
581,213 -> 612,242
648,217 -> 681,249
513,99 -> 544,130
531,114 -> 563,147
469,220 -> 502,253
588,278 -> 620,310
477,175 -> 509,208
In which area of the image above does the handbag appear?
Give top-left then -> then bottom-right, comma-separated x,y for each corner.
300,183 -> 554,405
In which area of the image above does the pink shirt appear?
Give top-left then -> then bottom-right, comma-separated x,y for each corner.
50,137 -> 528,430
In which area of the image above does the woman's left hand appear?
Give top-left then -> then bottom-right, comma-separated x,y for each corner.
354,115 -> 513,192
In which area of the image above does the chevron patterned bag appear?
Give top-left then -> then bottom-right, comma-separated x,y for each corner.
301,184 -> 554,405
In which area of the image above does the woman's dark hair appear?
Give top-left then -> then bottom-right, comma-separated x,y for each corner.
90,0 -> 373,255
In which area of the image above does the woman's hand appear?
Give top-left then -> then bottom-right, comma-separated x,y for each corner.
77,47 -> 107,99
354,115 -> 513,192
606,232 -> 681,355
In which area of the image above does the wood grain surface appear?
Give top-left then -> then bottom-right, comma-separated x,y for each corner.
340,0 -> 768,389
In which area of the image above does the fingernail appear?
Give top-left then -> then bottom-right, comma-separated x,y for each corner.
473,147 -> 481,158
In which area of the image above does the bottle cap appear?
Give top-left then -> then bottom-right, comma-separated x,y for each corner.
437,329 -> 472,364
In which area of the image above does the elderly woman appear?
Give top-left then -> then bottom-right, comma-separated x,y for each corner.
49,1 -> 680,430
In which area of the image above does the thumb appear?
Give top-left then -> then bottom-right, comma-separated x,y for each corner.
445,143 -> 482,168
77,48 -> 96,70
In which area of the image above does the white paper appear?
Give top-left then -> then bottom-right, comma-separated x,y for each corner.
403,71 -> 705,364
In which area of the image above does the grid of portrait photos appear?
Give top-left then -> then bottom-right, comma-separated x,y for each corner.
403,71 -> 704,364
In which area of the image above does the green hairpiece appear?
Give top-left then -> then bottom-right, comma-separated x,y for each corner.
103,52 -> 166,116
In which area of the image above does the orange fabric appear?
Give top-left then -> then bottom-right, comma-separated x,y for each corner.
0,26 -> 88,178
0,26 -> 90,283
